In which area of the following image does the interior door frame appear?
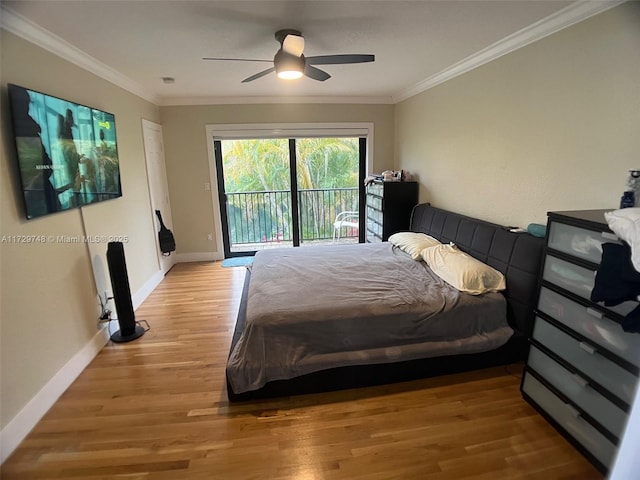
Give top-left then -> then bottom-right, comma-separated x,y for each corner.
142,119 -> 176,274
206,123 -> 374,258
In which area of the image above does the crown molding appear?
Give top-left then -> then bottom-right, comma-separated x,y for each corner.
158,95 -> 395,106
0,5 -> 160,105
392,0 -> 627,103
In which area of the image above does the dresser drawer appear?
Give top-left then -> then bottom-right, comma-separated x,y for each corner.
367,194 -> 382,210
538,286 -> 640,368
532,317 -> 637,405
547,221 -> 620,265
367,219 -> 382,237
367,183 -> 383,196
366,230 -> 381,243
542,255 -> 595,300
367,205 -> 382,224
542,255 -> 638,317
522,372 -> 616,468
527,346 -> 627,439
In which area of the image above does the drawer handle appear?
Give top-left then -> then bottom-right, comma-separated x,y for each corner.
565,403 -> 581,419
586,307 -> 603,319
572,373 -> 589,389
601,232 -> 619,241
578,342 -> 596,355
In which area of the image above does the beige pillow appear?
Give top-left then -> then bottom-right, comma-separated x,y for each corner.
388,232 -> 441,260
421,243 -> 506,295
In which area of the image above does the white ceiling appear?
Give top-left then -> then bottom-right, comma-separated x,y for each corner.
1,1 -> 621,105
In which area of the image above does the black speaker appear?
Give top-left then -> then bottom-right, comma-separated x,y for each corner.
106,242 -> 144,343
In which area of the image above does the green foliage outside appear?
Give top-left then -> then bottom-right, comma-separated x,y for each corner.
222,138 -> 360,244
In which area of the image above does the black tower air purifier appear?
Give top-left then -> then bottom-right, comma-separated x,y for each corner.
106,241 -> 145,343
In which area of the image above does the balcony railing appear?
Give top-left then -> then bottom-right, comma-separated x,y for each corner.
226,187 -> 359,246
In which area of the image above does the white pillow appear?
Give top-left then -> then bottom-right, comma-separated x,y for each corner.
388,232 -> 441,260
605,208 -> 640,272
421,243 -> 506,295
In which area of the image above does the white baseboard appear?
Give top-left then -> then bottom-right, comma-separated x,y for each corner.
132,269 -> 164,310
175,251 -> 222,263
0,326 -> 109,463
0,271 -> 162,464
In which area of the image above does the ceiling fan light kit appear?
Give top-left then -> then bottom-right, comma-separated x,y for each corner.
277,70 -> 304,80
203,29 -> 375,83
274,50 -> 305,80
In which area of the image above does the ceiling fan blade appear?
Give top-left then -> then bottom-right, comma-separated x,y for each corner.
304,65 -> 331,82
306,54 -> 375,65
242,67 -> 276,83
202,57 -> 272,62
282,34 -> 305,57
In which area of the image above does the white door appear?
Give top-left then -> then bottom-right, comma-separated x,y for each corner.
142,119 -> 175,274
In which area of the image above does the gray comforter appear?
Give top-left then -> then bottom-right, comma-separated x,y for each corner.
226,242 -> 512,394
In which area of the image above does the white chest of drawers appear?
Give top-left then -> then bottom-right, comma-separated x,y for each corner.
521,209 -> 640,474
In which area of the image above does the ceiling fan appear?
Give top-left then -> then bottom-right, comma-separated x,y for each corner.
203,29 -> 375,83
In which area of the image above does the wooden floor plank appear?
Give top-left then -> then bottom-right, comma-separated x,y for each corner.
1,262 -> 603,479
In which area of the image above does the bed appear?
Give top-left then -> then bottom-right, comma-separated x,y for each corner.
226,203 -> 545,401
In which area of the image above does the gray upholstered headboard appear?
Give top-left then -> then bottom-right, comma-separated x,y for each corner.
410,203 -> 545,336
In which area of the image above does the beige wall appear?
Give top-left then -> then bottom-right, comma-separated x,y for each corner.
0,31 -> 161,430
160,103 -> 394,254
395,2 -> 640,227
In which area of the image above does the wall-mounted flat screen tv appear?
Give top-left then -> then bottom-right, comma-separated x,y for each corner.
8,84 -> 122,219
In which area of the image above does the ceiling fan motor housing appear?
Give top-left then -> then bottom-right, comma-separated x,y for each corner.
274,50 -> 305,76
275,29 -> 302,45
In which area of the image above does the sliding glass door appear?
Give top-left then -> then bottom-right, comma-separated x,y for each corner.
214,136 -> 365,257
295,138 -> 362,246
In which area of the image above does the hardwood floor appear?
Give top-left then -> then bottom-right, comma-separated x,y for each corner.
1,262 -> 603,479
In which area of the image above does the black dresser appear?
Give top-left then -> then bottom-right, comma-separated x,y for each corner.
365,181 -> 418,242
521,209 -> 640,473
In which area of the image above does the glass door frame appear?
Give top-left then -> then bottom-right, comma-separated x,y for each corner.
207,123 -> 373,259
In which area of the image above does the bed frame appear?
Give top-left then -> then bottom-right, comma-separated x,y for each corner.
227,203 -> 545,401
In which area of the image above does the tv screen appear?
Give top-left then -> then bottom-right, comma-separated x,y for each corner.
8,84 -> 122,219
